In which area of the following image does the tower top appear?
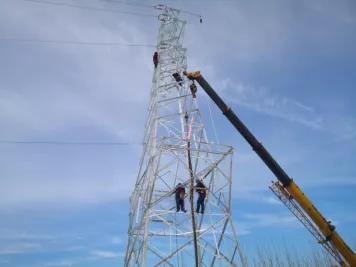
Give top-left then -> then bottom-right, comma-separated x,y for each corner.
154,5 -> 185,23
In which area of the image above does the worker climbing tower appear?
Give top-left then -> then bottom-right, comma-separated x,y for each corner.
124,6 -> 244,267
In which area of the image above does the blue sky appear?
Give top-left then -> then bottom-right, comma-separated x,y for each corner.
0,0 -> 355,266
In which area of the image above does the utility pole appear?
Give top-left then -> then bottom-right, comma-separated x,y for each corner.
124,6 -> 244,267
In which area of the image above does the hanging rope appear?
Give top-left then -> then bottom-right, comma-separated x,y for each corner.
185,112 -> 200,267
207,99 -> 220,144
175,212 -> 180,267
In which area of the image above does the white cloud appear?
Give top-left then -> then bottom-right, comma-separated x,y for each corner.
111,236 -> 122,245
262,196 -> 281,205
301,176 -> 356,188
0,172 -> 135,208
243,213 -> 298,227
44,259 -> 77,267
0,242 -> 42,255
90,249 -> 122,258
219,78 -> 324,130
209,77 -> 356,144
0,231 -> 54,242
235,212 -> 300,236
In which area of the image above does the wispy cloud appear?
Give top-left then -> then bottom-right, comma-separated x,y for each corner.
90,249 -> 122,258
217,78 -> 356,142
301,176 -> 356,188
0,242 -> 42,255
111,236 -> 122,245
234,191 -> 282,206
236,212 -> 299,236
44,259 -> 78,267
0,231 -> 54,242
219,78 -> 324,129
243,213 -> 298,227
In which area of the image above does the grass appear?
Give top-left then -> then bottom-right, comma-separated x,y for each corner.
240,245 -> 339,267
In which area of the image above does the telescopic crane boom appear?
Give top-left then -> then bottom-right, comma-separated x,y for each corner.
184,71 -> 356,267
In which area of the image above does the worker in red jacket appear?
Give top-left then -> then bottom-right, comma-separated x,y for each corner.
153,52 -> 158,68
175,183 -> 187,212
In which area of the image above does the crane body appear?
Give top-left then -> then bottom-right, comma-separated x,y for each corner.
184,71 -> 356,267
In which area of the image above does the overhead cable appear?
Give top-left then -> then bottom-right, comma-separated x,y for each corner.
99,0 -> 154,9
0,37 -> 155,47
0,140 -> 141,146
21,0 -> 156,17
96,0 -> 203,21
21,0 -> 203,23
180,9 -> 202,18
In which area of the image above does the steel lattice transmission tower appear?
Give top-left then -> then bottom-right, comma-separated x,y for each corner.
125,6 -> 244,267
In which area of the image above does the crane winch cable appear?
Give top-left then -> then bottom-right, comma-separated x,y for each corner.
207,97 -> 220,144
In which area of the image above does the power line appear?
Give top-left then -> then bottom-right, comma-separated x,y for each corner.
0,37 -> 155,47
0,140 -> 141,146
78,0 -> 203,20
180,9 -> 201,18
20,0 -> 203,24
99,0 -> 154,9
21,0 -> 156,17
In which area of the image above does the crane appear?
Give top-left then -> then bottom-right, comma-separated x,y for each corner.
183,71 -> 356,267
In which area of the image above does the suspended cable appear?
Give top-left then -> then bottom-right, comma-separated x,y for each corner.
180,9 -> 201,18
99,0 -> 203,22
21,0 -> 203,24
100,0 -> 201,17
21,0 -> 156,17
99,0 -> 154,9
0,37 -> 155,47
0,140 -> 141,146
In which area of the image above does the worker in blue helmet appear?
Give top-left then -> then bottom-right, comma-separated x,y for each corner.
195,179 -> 207,214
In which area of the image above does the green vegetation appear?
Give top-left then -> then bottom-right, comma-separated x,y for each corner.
240,246 -> 338,267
